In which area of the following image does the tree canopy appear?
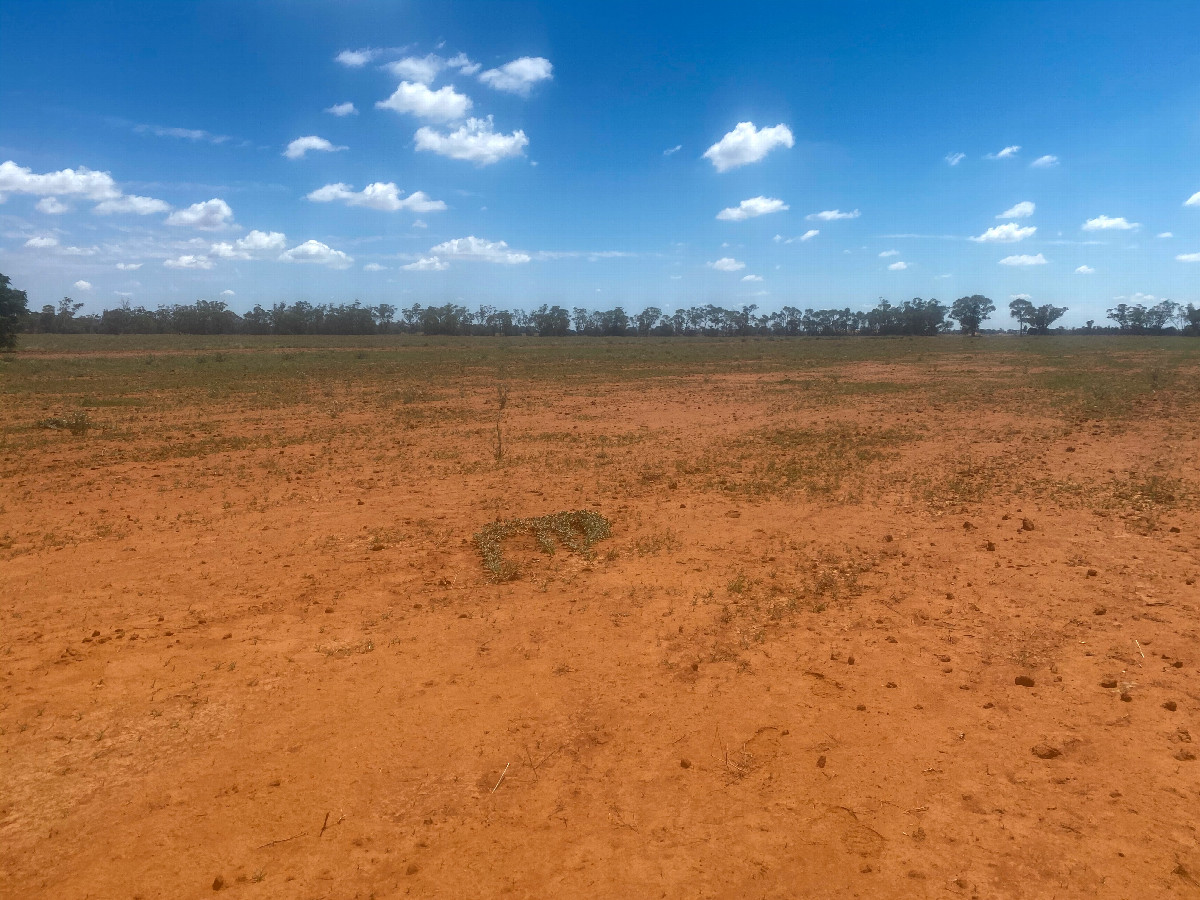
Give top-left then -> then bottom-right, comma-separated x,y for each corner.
0,273 -> 30,351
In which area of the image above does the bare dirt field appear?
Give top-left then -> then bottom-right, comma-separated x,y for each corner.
2,335 -> 1198,899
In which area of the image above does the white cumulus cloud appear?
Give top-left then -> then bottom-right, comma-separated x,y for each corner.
73,280 -> 92,291
165,198 -> 235,230
209,230 -> 287,260
887,261 -> 908,271
36,197 -> 70,214
879,249 -> 899,257
703,122 -> 794,173
402,256 -> 449,271
986,145 -> 1021,159
429,235 -> 530,264
708,257 -> 745,272
716,196 -> 788,221
1177,252 -> 1200,262
376,82 -> 472,121
386,54 -> 445,84
279,240 -> 354,268
972,223 -> 1036,242
478,57 -> 553,96
1030,155 -> 1059,168
414,116 -> 528,165
363,263 -> 388,272
325,102 -> 358,117
447,53 -> 481,75
116,262 -> 142,270
24,235 -> 59,248
999,253 -> 1048,266
336,48 -> 380,67
1083,215 -> 1139,231
945,152 -> 966,166
807,209 -> 860,221
94,194 -> 171,215
998,201 -> 1035,219
284,135 -> 348,159
0,160 -> 120,199
220,290 -> 235,297
1185,191 -> 1200,207
741,274 -> 763,282
1158,232 -> 1173,238
164,254 -> 214,270
1075,265 -> 1095,274
306,182 -> 446,212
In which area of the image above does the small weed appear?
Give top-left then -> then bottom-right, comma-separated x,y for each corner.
474,510 -> 611,580
37,411 -> 93,435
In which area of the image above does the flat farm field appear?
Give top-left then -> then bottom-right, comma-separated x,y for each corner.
1,335 -> 1198,898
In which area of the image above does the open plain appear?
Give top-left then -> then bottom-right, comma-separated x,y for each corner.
1,334 -> 1198,899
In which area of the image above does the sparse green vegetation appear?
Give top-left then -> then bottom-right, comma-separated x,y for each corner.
474,510 -> 612,580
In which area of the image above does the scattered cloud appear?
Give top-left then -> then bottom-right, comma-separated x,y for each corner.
741,274 -> 763,282
325,102 -> 358,117
284,135 -> 348,159
0,160 -> 120,199
1030,154 -> 1059,168
73,280 -> 92,291
986,145 -> 1021,159
1158,232 -> 1173,238
798,230 -> 819,242
447,53 -> 480,76
972,223 -> 1036,242
414,116 -> 528,165
887,261 -> 908,271
386,54 -> 445,84
164,254 -> 213,269
997,201 -> 1035,219
279,239 -> 354,268
209,229 -> 287,259
1083,214 -> 1139,231
1075,265 -> 1095,274
363,263 -> 388,272
663,144 -> 682,156
945,152 -> 966,166
24,235 -> 59,248
879,249 -> 899,257
708,257 -> 745,272
306,182 -> 447,212
165,198 -> 235,230
116,262 -> 142,270
429,235 -> 531,264
716,196 -> 788,221
220,289 -> 235,297
134,123 -> 231,144
94,194 -> 171,215
703,122 -> 794,172
807,209 -> 860,221
478,57 -> 553,96
1177,252 -> 1200,262
336,48 -> 381,67
1185,191 -> 1200,207
402,256 -> 449,271
36,197 -> 70,214
998,253 -> 1048,266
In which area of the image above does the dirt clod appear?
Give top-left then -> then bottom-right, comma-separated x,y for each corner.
1032,743 -> 1061,759
1015,675 -> 1035,687
1163,701 -> 1178,711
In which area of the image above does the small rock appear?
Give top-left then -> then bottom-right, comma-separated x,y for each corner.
885,681 -> 897,689
1031,743 -> 1061,759
406,864 -> 419,876
1120,692 -> 1133,702
724,510 -> 741,518
1163,701 -> 1177,711
212,876 -> 225,891
983,702 -> 994,709
985,541 -> 996,552
886,635 -> 897,643
1020,518 -> 1036,532
1100,679 -> 1118,688
963,521 -> 975,531
884,534 -> 893,542
1065,446 -> 1075,453
1087,569 -> 1098,577
1169,526 -> 1181,533
816,755 -> 826,768
1172,661 -> 1183,669
680,758 -> 691,769
1175,749 -> 1196,762
1015,675 -> 1035,687
846,655 -> 855,665
856,704 -> 867,711
1093,606 -> 1106,615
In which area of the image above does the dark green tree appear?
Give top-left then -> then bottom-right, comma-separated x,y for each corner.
949,294 -> 996,335
0,273 -> 30,351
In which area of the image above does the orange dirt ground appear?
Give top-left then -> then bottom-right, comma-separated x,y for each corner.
1,339 -> 1198,898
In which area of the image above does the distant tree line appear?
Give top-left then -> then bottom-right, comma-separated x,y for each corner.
3,272 -> 1198,348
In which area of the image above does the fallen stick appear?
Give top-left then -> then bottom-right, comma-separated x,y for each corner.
491,762 -> 510,794
257,831 -> 307,849
318,811 -> 330,838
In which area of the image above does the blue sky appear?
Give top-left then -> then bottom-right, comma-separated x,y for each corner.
1,0 -> 1198,327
